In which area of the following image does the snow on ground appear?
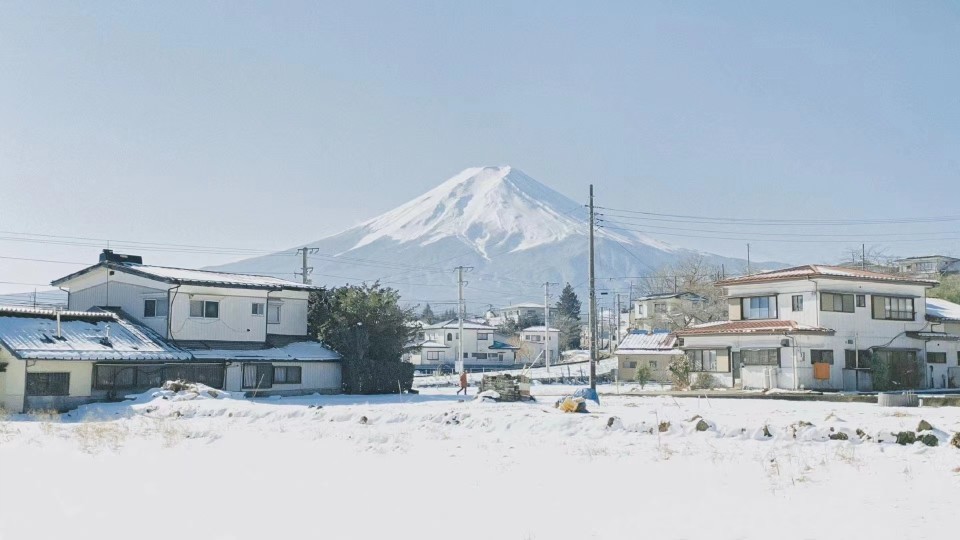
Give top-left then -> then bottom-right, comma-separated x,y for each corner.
1,386 -> 959,540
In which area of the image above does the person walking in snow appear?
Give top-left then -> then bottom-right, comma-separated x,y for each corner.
457,371 -> 468,395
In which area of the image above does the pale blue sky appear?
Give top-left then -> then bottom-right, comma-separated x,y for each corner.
1,1 -> 958,296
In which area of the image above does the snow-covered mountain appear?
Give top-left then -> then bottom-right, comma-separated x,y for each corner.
211,166 -> 751,309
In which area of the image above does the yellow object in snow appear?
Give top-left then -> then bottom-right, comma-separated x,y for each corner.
559,397 -> 586,413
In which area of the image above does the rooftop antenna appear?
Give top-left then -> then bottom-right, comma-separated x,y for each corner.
56,308 -> 62,339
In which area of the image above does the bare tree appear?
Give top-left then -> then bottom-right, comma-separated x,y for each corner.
839,244 -> 897,273
640,255 -> 727,330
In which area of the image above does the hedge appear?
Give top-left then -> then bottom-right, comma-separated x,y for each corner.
341,359 -> 415,394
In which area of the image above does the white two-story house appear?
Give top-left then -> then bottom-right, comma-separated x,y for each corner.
676,265 -> 949,391
408,320 -> 519,371
46,250 -> 341,400
518,326 -> 560,365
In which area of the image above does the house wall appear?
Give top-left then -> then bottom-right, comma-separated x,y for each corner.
169,286 -> 308,342
63,269 -> 310,341
0,350 -> 94,412
617,353 -> 675,382
224,362 -> 341,395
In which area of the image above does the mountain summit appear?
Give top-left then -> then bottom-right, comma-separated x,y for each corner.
352,166 -> 590,257
212,166 -> 740,307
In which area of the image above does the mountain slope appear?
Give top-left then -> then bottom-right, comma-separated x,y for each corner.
211,166 -> 751,309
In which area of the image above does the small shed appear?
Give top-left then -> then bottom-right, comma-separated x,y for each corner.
614,331 -> 682,383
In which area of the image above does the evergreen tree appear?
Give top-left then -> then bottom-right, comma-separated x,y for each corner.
438,308 -> 458,321
420,303 -> 436,324
556,283 -> 582,320
555,283 -> 582,350
308,282 -> 417,393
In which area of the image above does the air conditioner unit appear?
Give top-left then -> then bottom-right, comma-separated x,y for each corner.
780,339 -> 791,347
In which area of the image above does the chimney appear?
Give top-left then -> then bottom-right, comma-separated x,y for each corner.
99,249 -> 143,265
56,309 -> 61,339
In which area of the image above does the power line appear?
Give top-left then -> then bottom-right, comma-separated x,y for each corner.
598,224 -> 960,244
596,206 -> 960,226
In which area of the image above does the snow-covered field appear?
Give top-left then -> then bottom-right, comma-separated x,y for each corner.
1,386 -> 959,540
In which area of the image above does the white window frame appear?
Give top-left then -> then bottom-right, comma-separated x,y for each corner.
252,303 -> 265,316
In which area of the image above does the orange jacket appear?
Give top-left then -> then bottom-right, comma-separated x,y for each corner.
459,372 -> 467,387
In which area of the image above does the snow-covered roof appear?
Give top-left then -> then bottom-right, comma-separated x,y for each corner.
521,326 -> 560,332
499,303 -> 547,310
675,320 -> 834,337
0,307 -> 191,361
53,262 -> 319,291
423,319 -> 496,330
718,265 -> 938,287
926,298 -> 960,322
615,331 -> 678,354
182,339 -> 340,362
634,292 -> 704,302
413,340 -> 449,349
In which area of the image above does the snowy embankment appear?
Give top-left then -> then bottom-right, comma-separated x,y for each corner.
0,387 -> 959,540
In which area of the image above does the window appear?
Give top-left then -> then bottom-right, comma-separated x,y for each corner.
144,299 -> 157,318
273,366 -> 302,384
927,352 -> 947,364
821,293 -> 854,313
844,349 -> 872,369
252,303 -> 265,316
474,353 -> 488,360
741,349 -> 779,367
242,364 -> 273,389
163,364 -> 224,388
530,335 -> 542,342
446,333 -> 453,342
811,350 -> 834,365
426,351 -> 441,361
26,372 -> 70,396
497,353 -> 504,362
741,296 -> 777,319
649,360 -> 657,369
477,333 -> 490,341
856,294 -> 866,308
872,295 -> 914,321
654,303 -> 667,314
267,303 -> 281,324
791,295 -> 803,312
687,349 -> 718,371
627,361 -> 637,368
190,300 -> 219,318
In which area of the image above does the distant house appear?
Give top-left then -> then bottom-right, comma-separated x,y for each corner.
894,255 -> 960,278
614,331 -> 681,383
408,319 -> 518,370
487,303 -> 555,325
630,292 -> 706,332
36,249 -> 342,406
518,326 -> 560,365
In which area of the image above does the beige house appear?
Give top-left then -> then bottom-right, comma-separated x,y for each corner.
0,307 -> 192,413
614,331 -> 681,383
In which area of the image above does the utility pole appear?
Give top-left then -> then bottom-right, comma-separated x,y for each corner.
615,292 -> 622,351
543,281 -> 559,370
746,243 -> 751,275
862,243 -> 866,270
295,247 -> 318,284
588,185 -> 598,390
455,266 -> 472,374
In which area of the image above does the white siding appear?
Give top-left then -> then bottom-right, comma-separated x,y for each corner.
224,362 -> 341,394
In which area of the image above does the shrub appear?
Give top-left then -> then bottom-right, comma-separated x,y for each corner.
634,364 -> 653,388
691,373 -> 717,390
668,356 -> 691,390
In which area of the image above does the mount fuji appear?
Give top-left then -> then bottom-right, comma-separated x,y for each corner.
211,166 -> 752,309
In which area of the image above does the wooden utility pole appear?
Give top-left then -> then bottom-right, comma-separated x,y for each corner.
588,185 -> 597,390
455,266 -> 472,374
295,247 -> 318,284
